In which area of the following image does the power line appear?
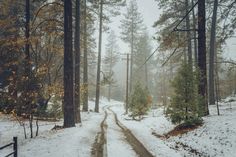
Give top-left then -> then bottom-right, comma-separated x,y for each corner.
136,46 -> 159,70
161,47 -> 179,67
173,1 -> 198,32
136,1 -> 199,70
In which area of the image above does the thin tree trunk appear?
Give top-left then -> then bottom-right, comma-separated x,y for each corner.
29,113 -> 33,138
215,43 -> 220,115
198,0 -> 209,115
63,0 -> 75,127
209,0 -> 218,105
25,0 -> 30,67
95,0 -> 103,112
25,0 -> 33,137
82,0 -> 88,112
130,20 -> 134,94
185,0 -> 192,68
36,117 -> 39,136
74,0 -> 81,123
145,56 -> 148,89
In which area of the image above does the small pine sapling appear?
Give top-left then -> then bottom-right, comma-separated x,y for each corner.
129,82 -> 152,120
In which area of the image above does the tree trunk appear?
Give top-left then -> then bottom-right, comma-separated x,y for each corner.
74,0 -> 81,123
82,0 -> 88,112
209,0 -> 218,105
185,0 -> 192,68
198,0 -> 209,116
215,43 -> 220,115
25,0 -> 34,136
130,19 -> 134,94
95,0 -> 103,112
29,113 -> 33,138
108,51 -> 112,102
63,0 -> 75,127
145,55 -> 148,89
25,0 -> 30,64
25,0 -> 31,109
192,0 -> 198,65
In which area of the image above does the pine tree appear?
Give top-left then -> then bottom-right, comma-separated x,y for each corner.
129,82 -> 151,120
120,0 -> 144,94
166,62 -> 203,125
103,30 -> 119,101
134,31 -> 152,89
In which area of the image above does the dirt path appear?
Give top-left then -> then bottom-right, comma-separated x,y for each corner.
108,107 -> 154,157
91,105 -> 154,157
91,106 -> 108,157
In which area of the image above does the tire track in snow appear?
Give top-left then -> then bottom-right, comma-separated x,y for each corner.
108,107 -> 155,157
91,106 -> 108,157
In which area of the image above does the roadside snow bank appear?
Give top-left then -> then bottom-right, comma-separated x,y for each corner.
0,101 -> 103,157
106,99 -> 236,157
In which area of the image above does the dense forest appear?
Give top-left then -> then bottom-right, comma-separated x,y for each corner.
0,0 -> 236,157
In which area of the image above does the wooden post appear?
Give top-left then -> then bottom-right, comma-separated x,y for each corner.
13,137 -> 17,157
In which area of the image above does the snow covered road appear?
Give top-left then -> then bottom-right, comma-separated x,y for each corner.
92,104 -> 154,157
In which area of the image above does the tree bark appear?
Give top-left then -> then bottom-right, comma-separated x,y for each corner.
25,0 -> 34,137
82,0 -> 88,112
74,0 -> 81,123
63,0 -> 75,127
198,0 -> 209,115
130,17 -> 134,94
192,0 -> 198,65
95,0 -> 103,112
209,0 -> 218,105
185,0 -> 192,68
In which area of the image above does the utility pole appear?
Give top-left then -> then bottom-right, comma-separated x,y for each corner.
122,53 -> 130,114
126,54 -> 130,114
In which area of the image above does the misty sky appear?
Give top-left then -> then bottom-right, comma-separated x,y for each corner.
103,0 -> 236,60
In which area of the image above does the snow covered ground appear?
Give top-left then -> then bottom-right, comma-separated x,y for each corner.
105,108 -> 137,157
0,101 -> 104,157
108,98 -> 236,157
1,98 -> 236,157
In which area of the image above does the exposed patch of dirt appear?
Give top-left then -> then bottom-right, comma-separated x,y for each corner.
91,107 -> 108,157
165,123 -> 202,138
108,107 -> 154,157
152,123 -> 203,140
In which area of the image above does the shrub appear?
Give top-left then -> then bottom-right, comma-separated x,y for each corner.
129,82 -> 152,119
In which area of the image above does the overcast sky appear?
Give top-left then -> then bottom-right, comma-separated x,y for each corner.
102,0 -> 236,60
